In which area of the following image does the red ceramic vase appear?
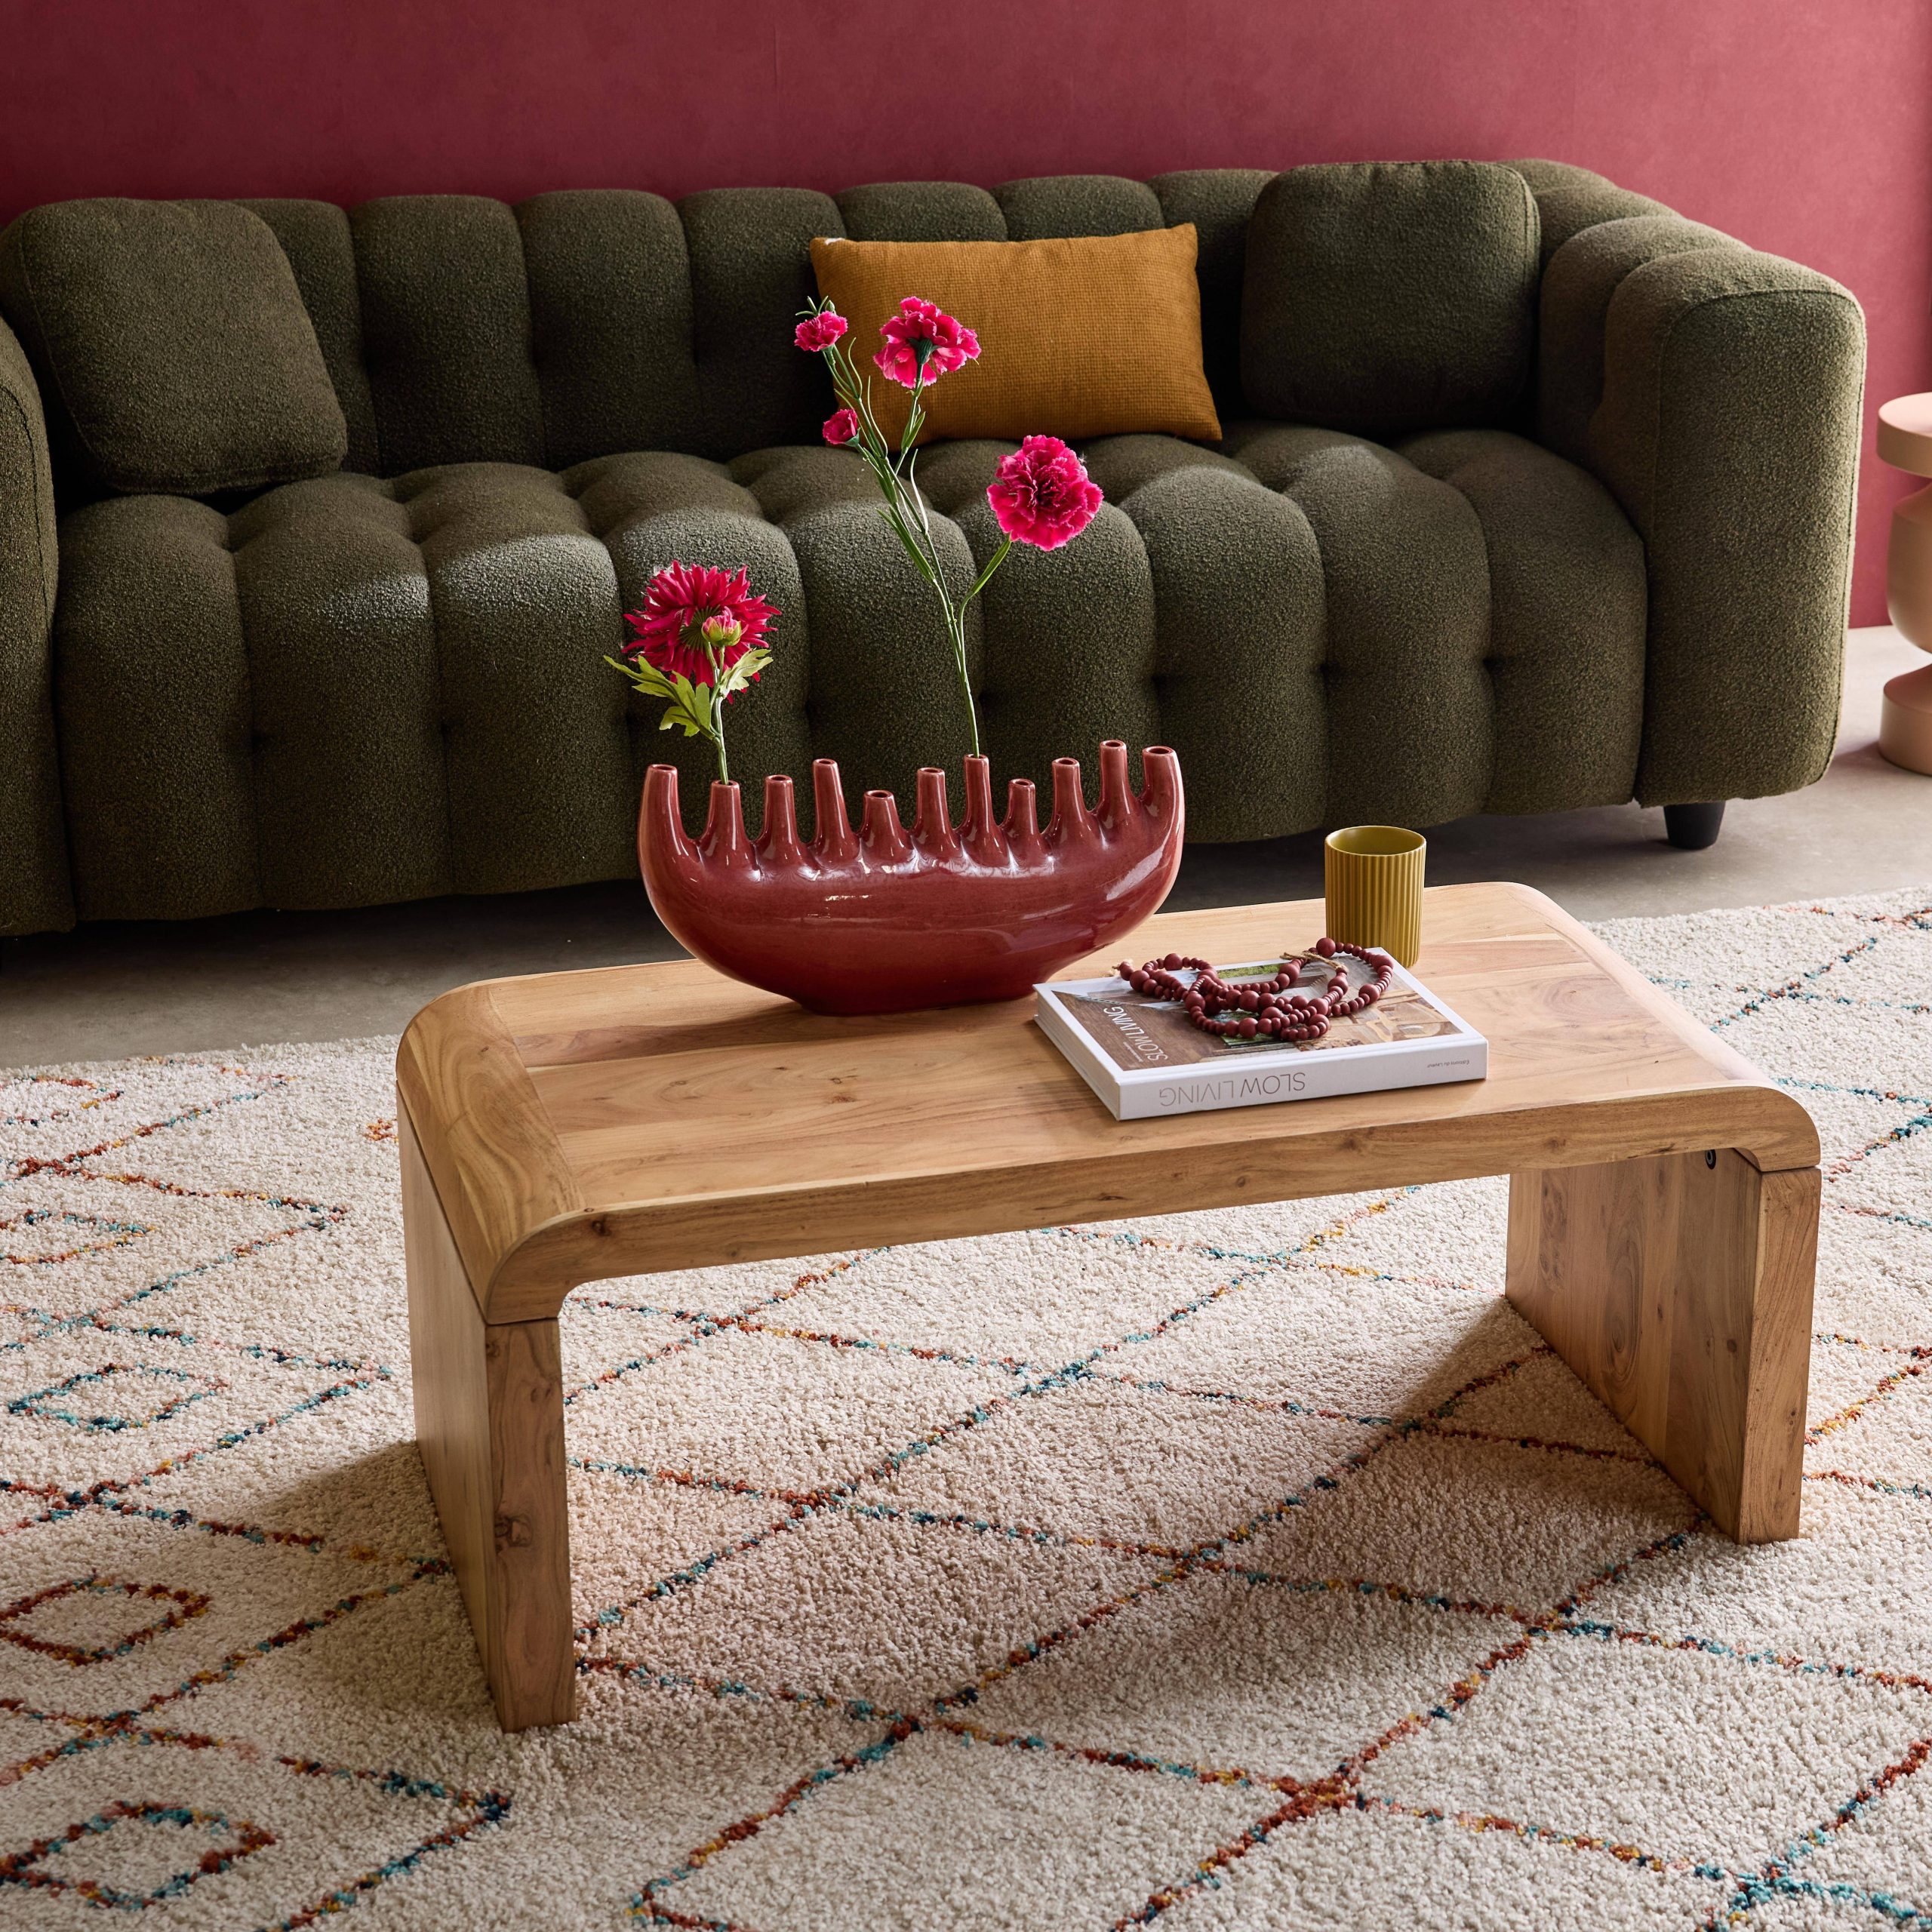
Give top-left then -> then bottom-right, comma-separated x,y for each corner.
638,741 -> 1184,1014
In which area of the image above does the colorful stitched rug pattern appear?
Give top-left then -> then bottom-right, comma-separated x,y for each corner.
2,891 -> 1929,1929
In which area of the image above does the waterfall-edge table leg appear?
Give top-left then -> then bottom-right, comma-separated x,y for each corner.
1506,1149 -> 1819,1541
402,1108 -> 576,1730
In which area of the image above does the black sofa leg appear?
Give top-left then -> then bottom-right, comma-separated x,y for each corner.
1663,802 -> 1727,850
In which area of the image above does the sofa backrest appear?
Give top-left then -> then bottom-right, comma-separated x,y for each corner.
0,163 -> 1676,497
233,172 -> 1269,480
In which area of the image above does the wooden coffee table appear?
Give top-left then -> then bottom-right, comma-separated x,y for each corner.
396,883 -> 1819,1730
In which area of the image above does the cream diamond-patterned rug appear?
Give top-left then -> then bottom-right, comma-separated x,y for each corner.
3,889 -> 1930,1930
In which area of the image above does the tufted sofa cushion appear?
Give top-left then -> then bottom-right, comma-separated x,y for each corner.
1241,162 -> 1540,436
51,427 -> 1644,920
0,198 -> 348,496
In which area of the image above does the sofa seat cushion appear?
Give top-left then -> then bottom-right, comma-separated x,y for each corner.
52,458 -> 811,917
1078,423 -> 1646,835
51,429 -> 1645,919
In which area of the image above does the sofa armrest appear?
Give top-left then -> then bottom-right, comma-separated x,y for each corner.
0,310 -> 72,932
1537,217 -> 1865,805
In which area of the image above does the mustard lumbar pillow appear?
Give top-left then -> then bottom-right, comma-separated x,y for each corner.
808,226 -> 1221,445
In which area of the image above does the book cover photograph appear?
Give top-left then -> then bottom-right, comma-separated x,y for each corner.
1035,950 -> 1488,1120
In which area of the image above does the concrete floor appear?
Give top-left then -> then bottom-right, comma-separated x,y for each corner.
5,626 -> 1927,1068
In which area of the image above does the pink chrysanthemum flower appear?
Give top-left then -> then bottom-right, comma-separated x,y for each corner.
875,297 -> 980,389
823,407 -> 860,446
986,436 -> 1104,551
795,309 -> 848,352
623,562 -> 777,688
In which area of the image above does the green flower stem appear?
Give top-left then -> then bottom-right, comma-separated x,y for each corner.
707,646 -> 729,784
899,461 -> 982,761
899,356 -> 930,456
831,340 -> 894,458
946,608 -> 980,760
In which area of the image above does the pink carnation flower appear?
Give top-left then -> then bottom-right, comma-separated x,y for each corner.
623,561 -> 777,688
794,309 -> 848,352
875,297 -> 980,389
823,407 -> 860,446
986,436 -> 1103,551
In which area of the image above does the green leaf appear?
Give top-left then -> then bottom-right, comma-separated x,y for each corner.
605,653 -> 681,699
610,649 -> 726,743
860,451 -> 902,500
718,649 -> 771,700
964,534 -> 1014,604
877,504 -> 936,583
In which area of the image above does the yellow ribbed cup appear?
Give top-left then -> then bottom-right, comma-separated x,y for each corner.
1324,825 -> 1426,967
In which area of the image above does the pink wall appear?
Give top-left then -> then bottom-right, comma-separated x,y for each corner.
2,0 -> 1924,623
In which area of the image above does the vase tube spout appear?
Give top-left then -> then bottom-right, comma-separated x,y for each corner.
813,759 -> 858,864
913,767 -> 960,861
758,774 -> 805,867
1004,777 -> 1042,862
1096,739 -> 1134,833
641,763 -> 698,867
1140,745 -> 1183,823
861,789 -> 913,865
961,755 -> 1004,865
700,780 -> 755,869
1048,757 -> 1098,847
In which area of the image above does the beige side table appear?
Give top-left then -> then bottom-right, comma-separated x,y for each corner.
1876,394 -> 1932,771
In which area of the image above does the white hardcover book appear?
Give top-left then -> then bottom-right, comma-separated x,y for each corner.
1033,952 -> 1487,1121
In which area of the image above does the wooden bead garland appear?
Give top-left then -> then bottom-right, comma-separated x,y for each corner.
1114,936 -> 1395,1042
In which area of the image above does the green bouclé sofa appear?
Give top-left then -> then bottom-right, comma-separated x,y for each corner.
0,161 -> 1865,934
